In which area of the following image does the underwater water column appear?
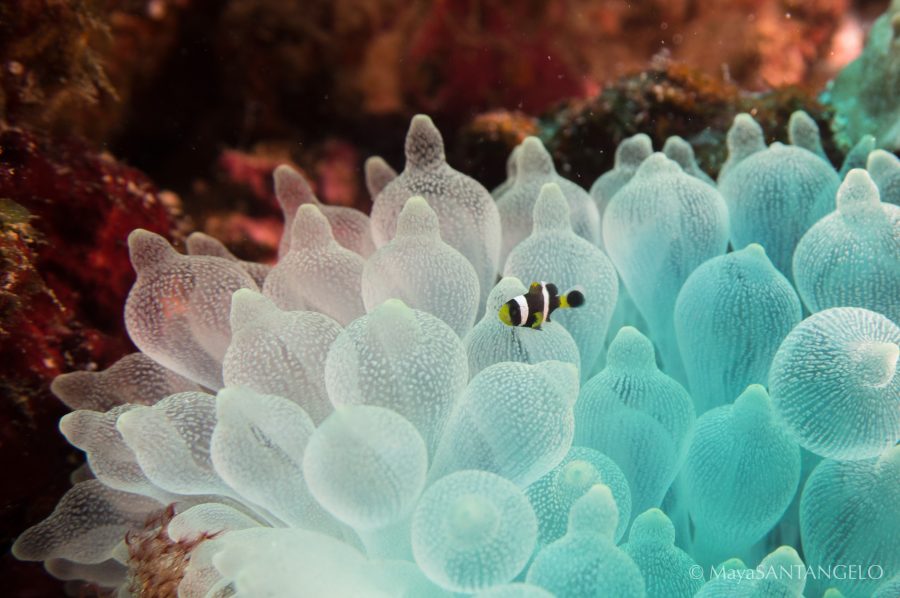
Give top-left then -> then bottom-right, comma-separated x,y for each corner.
11,105 -> 900,598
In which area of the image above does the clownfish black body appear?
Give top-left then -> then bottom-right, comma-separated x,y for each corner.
498,282 -> 584,330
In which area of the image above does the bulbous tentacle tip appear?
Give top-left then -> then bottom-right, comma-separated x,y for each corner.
10,532 -> 38,561
50,371 -> 90,407
290,204 -> 335,247
373,297 -> 410,313
533,183 -> 570,231
558,460 -> 600,492
274,164 -> 317,214
449,493 -> 498,540
607,326 -> 656,370
662,135 -> 695,167
215,386 -> 246,411
60,409 -> 122,449
405,114 -> 446,168
758,546 -> 805,593
718,558 -> 748,571
741,242 -> 769,262
788,110 -> 825,157
367,298 -> 421,347
364,156 -> 398,198
516,137 -> 555,179
840,135 -> 876,175
58,410 -> 88,446
634,152 -> 683,178
486,277 -> 527,314
764,544 -> 802,564
854,340 -> 899,387
615,133 -> 653,169
186,232 -> 234,260
114,405 -> 148,440
229,288 -> 275,332
837,169 -> 882,214
854,134 -> 877,152
396,196 -> 440,237
822,588 -> 846,598
867,149 -> 900,180
726,113 -> 766,159
733,384 -> 774,425
128,229 -> 177,274
629,508 -> 676,545
567,483 -> 618,539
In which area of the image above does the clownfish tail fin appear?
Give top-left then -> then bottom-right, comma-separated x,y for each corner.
560,289 -> 585,309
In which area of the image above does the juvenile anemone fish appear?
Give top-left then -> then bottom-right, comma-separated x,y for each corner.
498,282 -> 585,330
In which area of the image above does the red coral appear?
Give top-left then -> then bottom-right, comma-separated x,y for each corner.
0,125 -> 180,595
407,0 -> 586,117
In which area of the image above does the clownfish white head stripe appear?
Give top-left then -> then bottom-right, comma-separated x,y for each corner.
498,282 -> 585,330
514,295 -> 529,326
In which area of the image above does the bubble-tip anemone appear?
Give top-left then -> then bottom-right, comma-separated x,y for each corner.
14,112 -> 900,598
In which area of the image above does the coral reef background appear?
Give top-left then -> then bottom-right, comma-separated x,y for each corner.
0,0 -> 894,595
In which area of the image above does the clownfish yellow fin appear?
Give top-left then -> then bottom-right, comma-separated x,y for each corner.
498,304 -> 513,326
531,312 -> 544,329
560,289 -> 585,309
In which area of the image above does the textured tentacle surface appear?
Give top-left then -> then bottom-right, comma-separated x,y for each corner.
769,307 -> 900,460
575,327 -> 696,517
363,197 -> 480,338
793,169 -> 900,323
603,152 -> 729,380
675,244 -> 802,414
496,136 -> 601,266
370,114 -> 501,310
505,183 -> 618,378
